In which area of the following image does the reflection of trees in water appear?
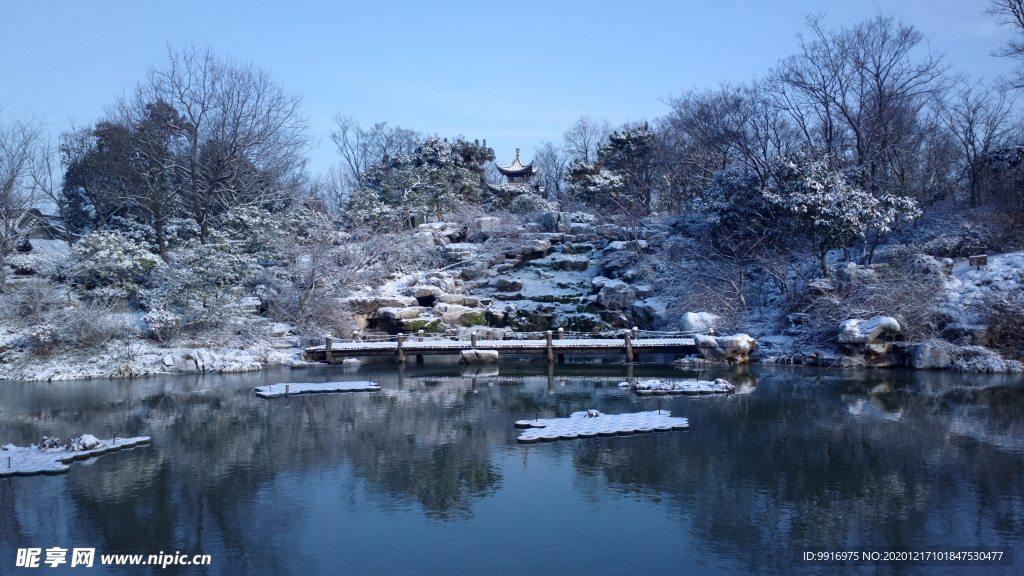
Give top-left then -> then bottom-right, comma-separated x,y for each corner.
0,372 -> 512,571
337,386 -> 502,520
571,370 -> 1024,575
2,366 -> 1022,574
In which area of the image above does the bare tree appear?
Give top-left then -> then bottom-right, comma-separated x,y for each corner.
146,44 -> 311,241
773,14 -> 950,197
562,115 -> 610,164
532,141 -> 568,201
0,111 -> 44,289
329,116 -> 419,192
937,79 -> 1018,206
660,81 -> 800,202
988,1 -> 1024,65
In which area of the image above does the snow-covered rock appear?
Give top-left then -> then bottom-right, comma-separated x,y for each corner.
836,262 -> 879,284
679,312 -> 718,334
344,295 -> 418,314
835,317 -> 902,366
425,272 -> 461,294
413,285 -> 443,299
438,294 -> 479,307
680,312 -> 720,334
493,278 -> 523,292
523,239 -> 551,256
72,434 -> 100,451
435,303 -> 479,324
268,323 -> 291,337
569,222 -> 595,236
837,317 -> 901,344
460,349 -> 499,364
694,334 -> 758,364
595,279 -> 636,310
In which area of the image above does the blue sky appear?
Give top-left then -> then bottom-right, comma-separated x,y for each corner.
1,0 -> 1016,174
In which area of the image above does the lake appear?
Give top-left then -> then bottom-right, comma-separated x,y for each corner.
2,357 -> 1022,575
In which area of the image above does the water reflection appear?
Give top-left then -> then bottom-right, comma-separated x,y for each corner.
0,361 -> 1021,575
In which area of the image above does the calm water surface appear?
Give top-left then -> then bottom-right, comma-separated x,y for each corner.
1,358 -> 1023,575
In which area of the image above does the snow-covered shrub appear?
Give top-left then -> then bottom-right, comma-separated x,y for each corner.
507,193 -> 558,215
69,231 -> 161,299
141,309 -> 182,343
147,234 -> 260,332
6,251 -> 65,277
220,206 -> 329,262
19,299 -> 130,354
343,189 -> 405,228
762,156 -> 920,276
26,324 -> 59,355
0,279 -> 66,322
950,346 -> 1024,373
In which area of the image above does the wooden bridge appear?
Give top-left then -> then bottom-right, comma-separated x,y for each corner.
304,329 -> 700,364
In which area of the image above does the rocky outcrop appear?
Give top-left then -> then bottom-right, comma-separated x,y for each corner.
694,334 -> 758,364
907,342 -> 953,370
594,278 -> 637,310
632,298 -> 670,329
538,211 -> 572,234
837,316 -> 902,366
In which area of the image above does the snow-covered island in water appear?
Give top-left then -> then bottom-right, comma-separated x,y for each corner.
0,435 -> 151,477
256,381 -> 381,398
515,410 -> 690,443
621,378 -> 735,395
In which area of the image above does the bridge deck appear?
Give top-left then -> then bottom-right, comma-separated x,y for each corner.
304,337 -> 698,363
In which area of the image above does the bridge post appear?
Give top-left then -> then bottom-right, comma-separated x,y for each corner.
557,327 -> 564,340
632,326 -> 639,340
397,334 -> 406,363
471,332 -> 478,348
486,329 -> 494,340
624,330 -> 634,363
325,337 -> 333,351
417,330 -> 424,342
546,330 -> 554,363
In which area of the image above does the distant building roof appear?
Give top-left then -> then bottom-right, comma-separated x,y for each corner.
496,148 -> 539,177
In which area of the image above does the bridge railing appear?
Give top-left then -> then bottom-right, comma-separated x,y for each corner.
337,327 -> 709,345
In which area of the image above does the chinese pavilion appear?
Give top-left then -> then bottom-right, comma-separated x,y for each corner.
496,148 -> 538,185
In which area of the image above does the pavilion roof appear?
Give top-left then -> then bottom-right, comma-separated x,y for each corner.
496,148 -> 538,176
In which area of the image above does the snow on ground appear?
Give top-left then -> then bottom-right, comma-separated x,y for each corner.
943,251 -> 1024,323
